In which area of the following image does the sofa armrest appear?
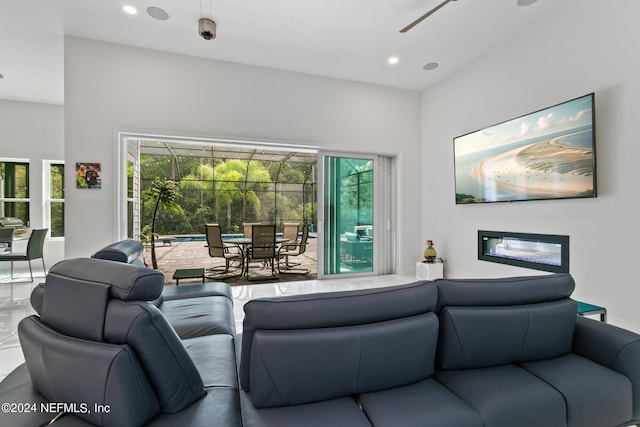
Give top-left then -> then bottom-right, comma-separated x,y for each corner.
573,315 -> 640,419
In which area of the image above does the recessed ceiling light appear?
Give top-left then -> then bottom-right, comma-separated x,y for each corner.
147,6 -> 169,20
517,0 -> 538,6
423,62 -> 439,70
387,56 -> 400,65
123,5 -> 138,15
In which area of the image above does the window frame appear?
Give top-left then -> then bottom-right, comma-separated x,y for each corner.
43,159 -> 65,239
0,157 -> 31,226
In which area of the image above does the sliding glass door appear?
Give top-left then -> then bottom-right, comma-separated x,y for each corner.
319,153 -> 395,277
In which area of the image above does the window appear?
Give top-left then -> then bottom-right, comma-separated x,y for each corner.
44,161 -> 65,238
0,160 -> 30,226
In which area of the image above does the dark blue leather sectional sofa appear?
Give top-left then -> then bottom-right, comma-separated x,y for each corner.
1,240 -> 639,427
239,274 -> 640,427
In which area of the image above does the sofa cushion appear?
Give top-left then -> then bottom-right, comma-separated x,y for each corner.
183,335 -> 238,389
29,283 -> 45,315
521,353 -> 632,427
104,300 -> 206,413
436,364 -> 566,427
358,378 -> 482,427
248,312 -> 438,408
159,296 -> 235,338
437,298 -> 577,369
147,388 -> 242,427
162,282 -> 233,301
435,273 -> 575,312
239,391 -> 372,427
40,274 -> 110,342
0,363 -> 31,394
47,257 -> 164,302
91,239 -> 144,264
240,280 -> 437,390
19,316 -> 160,427
0,369 -> 88,427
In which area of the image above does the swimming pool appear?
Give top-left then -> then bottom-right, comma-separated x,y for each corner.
157,232 -> 314,244
158,233 -> 283,243
162,234 -> 242,243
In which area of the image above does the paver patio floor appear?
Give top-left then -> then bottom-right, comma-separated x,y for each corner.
148,235 -> 317,286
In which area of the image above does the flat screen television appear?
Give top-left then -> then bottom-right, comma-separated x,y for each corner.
454,93 -> 596,204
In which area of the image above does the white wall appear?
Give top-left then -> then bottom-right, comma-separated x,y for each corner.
421,0 -> 640,328
64,37 -> 421,273
0,100 -> 65,273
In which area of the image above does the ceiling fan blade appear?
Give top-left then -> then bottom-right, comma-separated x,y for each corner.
400,0 -> 456,33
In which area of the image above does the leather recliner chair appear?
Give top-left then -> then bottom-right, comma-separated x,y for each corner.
12,257 -> 238,427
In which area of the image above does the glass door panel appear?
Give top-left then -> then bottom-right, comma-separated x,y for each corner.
322,155 -> 374,275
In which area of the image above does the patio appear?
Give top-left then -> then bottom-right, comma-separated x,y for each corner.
149,233 -> 318,286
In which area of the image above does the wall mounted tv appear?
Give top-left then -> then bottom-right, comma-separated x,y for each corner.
454,93 -> 596,204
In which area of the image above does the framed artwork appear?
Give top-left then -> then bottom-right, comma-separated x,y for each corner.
454,93 -> 596,204
76,162 -> 101,189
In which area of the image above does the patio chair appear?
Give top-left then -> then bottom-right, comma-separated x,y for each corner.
205,224 -> 243,275
277,224 -> 310,274
0,228 -> 47,282
282,222 -> 299,241
280,222 -> 302,267
247,224 -> 277,280
243,223 -> 260,238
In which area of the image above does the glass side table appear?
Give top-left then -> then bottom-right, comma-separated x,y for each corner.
577,301 -> 607,322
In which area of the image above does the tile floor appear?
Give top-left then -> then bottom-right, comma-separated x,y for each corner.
0,270 -> 416,381
0,272 -> 40,382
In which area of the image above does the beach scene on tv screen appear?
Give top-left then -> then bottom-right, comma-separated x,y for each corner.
455,94 -> 595,204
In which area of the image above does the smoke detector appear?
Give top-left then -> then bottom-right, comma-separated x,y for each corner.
198,18 -> 216,40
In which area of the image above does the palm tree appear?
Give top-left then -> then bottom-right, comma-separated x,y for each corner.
180,160 -> 270,231
143,178 -> 183,269
180,163 -> 239,228
215,159 -> 270,227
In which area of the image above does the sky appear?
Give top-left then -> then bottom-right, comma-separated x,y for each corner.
455,94 -> 593,156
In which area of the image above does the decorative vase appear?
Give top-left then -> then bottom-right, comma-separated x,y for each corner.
424,240 -> 437,263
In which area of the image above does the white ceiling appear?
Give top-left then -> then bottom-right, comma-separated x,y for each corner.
0,0 -> 571,105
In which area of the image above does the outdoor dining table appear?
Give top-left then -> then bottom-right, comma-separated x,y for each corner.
225,237 -> 289,276
0,230 -> 29,250
0,230 -> 29,282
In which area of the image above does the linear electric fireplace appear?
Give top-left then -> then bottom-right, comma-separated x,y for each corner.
478,230 -> 569,273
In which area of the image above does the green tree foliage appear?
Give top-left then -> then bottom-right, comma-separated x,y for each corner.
139,152 -> 317,236
340,160 -> 373,231
50,164 -> 65,237
180,159 -> 271,232
0,162 -> 30,224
